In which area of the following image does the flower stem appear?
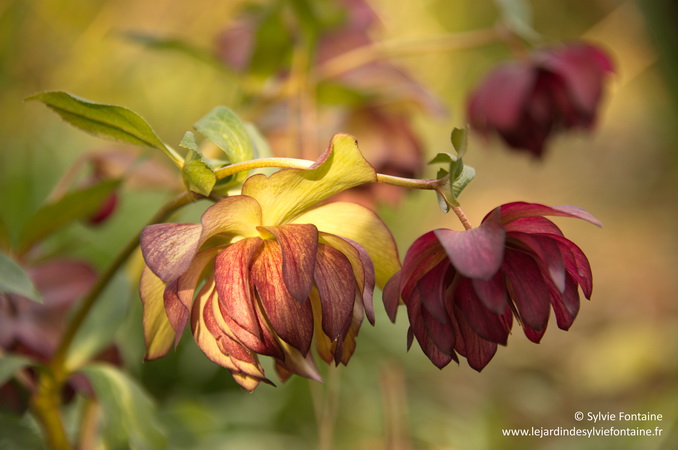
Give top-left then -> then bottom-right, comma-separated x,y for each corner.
30,190 -> 197,449
451,205 -> 473,230
214,157 -> 444,191
315,26 -> 503,80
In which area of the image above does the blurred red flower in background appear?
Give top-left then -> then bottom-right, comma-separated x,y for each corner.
384,202 -> 601,370
467,42 -> 614,157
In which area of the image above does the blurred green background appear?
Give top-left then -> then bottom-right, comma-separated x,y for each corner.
1,0 -> 677,448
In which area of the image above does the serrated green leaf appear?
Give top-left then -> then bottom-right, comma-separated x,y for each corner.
27,91 -> 183,167
451,165 -> 476,200
80,363 -> 167,450
0,252 -> 41,302
17,179 -> 121,254
450,127 -> 468,158
0,355 -> 35,385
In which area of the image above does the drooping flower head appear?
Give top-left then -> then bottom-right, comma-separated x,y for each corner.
467,42 -> 614,157
140,134 -> 400,391
384,202 -> 601,370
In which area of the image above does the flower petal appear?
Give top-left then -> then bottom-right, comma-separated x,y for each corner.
468,62 -> 536,131
139,266 -> 175,360
383,270 -> 402,322
242,134 -> 377,225
406,289 -> 456,369
508,232 -> 566,292
416,259 -> 451,324
293,201 -> 400,288
491,202 -> 602,227
435,212 -> 505,280
140,223 -> 202,282
471,272 -> 507,314
163,280 -> 189,347
547,274 -> 580,330
214,237 -> 264,340
502,249 -> 551,334
251,240 -> 314,355
551,235 -> 593,298
400,231 -> 448,299
175,247 -> 221,310
319,233 -> 376,324
261,224 -> 318,302
199,195 -> 262,241
454,278 -> 511,345
314,244 -> 356,342
452,305 -> 498,371
275,339 -> 323,382
502,216 -> 564,236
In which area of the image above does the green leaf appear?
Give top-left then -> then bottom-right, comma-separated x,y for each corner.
0,354 -> 35,385
451,165 -> 476,200
179,132 -> 217,197
26,91 -> 183,167
17,179 -> 121,254
0,251 -> 41,302
450,127 -> 468,158
194,106 -> 254,184
80,363 -> 167,450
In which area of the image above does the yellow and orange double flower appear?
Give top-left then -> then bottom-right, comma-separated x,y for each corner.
139,135 -> 400,391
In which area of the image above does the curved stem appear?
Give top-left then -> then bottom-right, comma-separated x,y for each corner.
214,157 -> 444,191
315,26 -> 502,80
451,205 -> 473,230
31,190 -> 197,449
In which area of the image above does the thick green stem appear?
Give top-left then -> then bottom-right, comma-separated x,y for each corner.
30,190 -> 196,449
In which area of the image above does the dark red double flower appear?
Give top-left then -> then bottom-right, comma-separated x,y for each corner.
384,202 -> 601,370
467,42 -> 614,157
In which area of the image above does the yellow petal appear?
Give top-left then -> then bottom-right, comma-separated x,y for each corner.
293,202 -> 401,288
139,266 -> 175,360
242,134 -> 377,225
199,195 -> 262,241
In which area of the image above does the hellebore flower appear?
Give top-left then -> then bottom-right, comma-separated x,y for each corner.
467,42 -> 614,157
383,202 -> 601,371
139,134 -> 400,391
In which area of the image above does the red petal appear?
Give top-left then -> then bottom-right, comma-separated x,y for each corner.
261,224 -> 318,302
435,212 -> 505,280
416,259 -> 452,324
508,232 -> 566,292
400,231 -> 448,298
407,288 -> 457,363
547,274 -> 580,330
163,280 -> 189,347
471,271 -> 507,314
251,240 -> 314,355
551,235 -> 593,299
383,270 -> 402,322
319,233 -> 376,325
468,62 -> 536,131
452,305 -> 498,371
140,223 -> 202,282
455,278 -> 511,345
314,244 -> 356,342
502,249 -> 551,333
214,238 -> 264,340
491,202 -> 602,227
502,216 -> 564,236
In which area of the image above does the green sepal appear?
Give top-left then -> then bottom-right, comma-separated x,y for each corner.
17,179 -> 121,254
0,251 -> 41,303
179,132 -> 217,197
26,91 -> 183,168
193,106 -> 254,186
